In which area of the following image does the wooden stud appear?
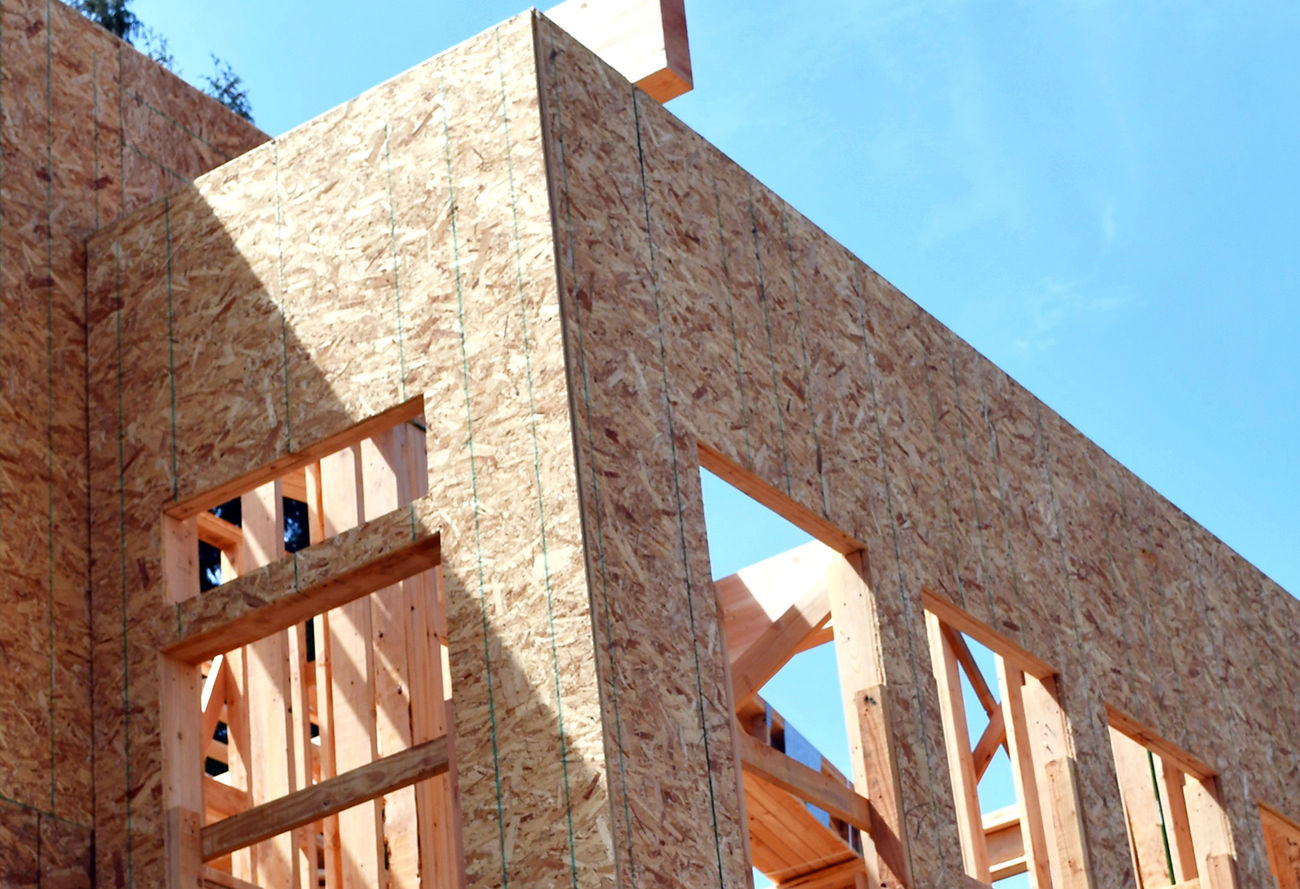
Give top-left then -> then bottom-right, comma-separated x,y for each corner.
1157,756 -> 1199,882
360,427 -> 419,889
168,807 -> 203,889
1185,775 -> 1238,889
926,610 -> 991,883
1023,676 -> 1091,889
921,589 -> 1054,680
165,397 -> 425,519
997,660 -> 1051,889
827,551 -> 910,888
240,480 -> 296,889
318,445 -> 384,889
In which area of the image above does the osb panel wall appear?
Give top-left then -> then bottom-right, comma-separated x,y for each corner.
538,17 -> 1297,888
0,0 -> 261,881
85,14 -> 613,889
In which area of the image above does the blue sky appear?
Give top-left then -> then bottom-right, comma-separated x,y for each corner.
132,0 -> 1298,601
128,1 -> 1296,884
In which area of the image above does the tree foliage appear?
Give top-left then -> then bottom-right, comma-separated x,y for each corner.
67,0 -> 252,122
204,55 -> 254,122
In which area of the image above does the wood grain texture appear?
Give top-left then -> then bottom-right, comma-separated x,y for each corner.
537,9 -> 1300,887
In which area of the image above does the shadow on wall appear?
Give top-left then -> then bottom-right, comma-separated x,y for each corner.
81,112 -> 603,886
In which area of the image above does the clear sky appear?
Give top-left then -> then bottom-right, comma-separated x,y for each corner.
127,1 -> 1296,884
132,0 -> 1298,600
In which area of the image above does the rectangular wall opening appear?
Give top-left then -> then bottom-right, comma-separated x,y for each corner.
1107,712 -> 1237,888
923,595 -> 1089,889
164,398 -> 427,603
700,449 -> 907,889
162,400 -> 464,889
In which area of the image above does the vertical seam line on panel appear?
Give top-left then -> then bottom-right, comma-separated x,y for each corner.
853,272 -> 934,881
87,47 -> 102,836
919,322 -> 965,611
382,122 -> 408,402
271,140 -> 301,589
494,27 -> 579,888
1110,467 -> 1165,738
116,41 -> 124,217
272,141 -> 293,451
632,90 -> 727,888
164,196 -> 178,499
944,330 -> 996,626
439,73 -> 509,888
92,52 -> 100,229
746,189 -> 792,498
541,21 -> 637,883
114,241 -> 133,884
44,0 -> 56,809
977,378 -> 1028,644
709,163 -> 753,468
779,204 -> 829,518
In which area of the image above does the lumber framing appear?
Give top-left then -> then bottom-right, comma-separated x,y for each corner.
201,735 -> 449,862
4,1 -> 1292,885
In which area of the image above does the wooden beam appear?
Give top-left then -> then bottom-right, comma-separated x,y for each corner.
698,444 -> 864,554
941,624 -> 998,716
1110,724 -> 1176,888
972,708 -> 1006,781
1261,805 -> 1300,889
1157,756 -> 1199,882
1184,776 -> 1238,889
737,730 -> 870,830
730,579 -> 831,707
167,397 -> 425,519
198,510 -> 244,553
998,661 -> 1051,889
167,808 -> 203,889
166,500 -> 441,664
983,805 -> 1027,881
201,736 -> 449,862
926,610 -> 991,882
200,865 -> 267,889
361,427 -> 420,889
921,589 -> 1054,680
1023,676 -> 1091,889
200,656 -> 229,758
544,0 -> 692,102
827,551 -> 909,888
1106,706 -> 1216,780
774,857 -> 867,889
205,775 -> 252,819
241,479 -> 296,889
320,445 -> 384,889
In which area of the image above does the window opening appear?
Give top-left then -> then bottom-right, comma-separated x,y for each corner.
167,399 -> 427,602
1106,713 -> 1237,888
924,596 -> 1088,889
701,460 -> 899,889
163,403 -> 464,889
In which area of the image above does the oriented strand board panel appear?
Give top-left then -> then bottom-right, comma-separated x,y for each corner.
538,13 -> 1294,888
85,13 -> 611,889
0,0 -> 262,878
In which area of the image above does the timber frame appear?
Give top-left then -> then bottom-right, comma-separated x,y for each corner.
0,1 -> 1296,887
